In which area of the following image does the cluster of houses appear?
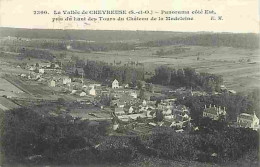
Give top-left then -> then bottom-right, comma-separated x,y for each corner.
111,91 -> 192,131
18,62 -> 63,82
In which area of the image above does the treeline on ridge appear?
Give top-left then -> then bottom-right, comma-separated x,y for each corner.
1,28 -> 259,50
142,33 -> 259,49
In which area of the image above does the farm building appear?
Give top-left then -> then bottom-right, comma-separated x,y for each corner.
112,79 -> 119,89
237,112 -> 259,130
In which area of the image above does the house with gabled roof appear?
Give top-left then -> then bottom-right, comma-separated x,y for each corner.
237,112 -> 259,130
112,79 -> 119,89
49,80 -> 56,87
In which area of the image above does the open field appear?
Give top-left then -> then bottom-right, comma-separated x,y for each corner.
1,42 -> 259,93
0,96 -> 20,111
0,77 -> 24,97
3,75 -> 52,97
50,45 -> 260,93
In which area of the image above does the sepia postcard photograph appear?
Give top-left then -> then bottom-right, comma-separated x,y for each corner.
0,0 -> 259,166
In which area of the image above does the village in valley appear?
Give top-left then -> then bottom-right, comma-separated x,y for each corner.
0,55 -> 259,135
0,29 -> 259,166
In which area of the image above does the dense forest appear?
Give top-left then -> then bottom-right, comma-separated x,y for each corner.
149,66 -> 223,92
83,60 -> 145,85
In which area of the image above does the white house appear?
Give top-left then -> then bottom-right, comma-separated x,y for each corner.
54,64 -> 60,69
130,92 -> 137,98
163,108 -> 172,116
113,122 -> 119,130
142,100 -> 147,106
129,106 -> 134,114
63,77 -> 72,85
112,79 -> 119,89
39,69 -> 44,74
89,87 -> 96,96
36,75 -> 41,79
66,45 -> 72,50
79,92 -> 87,97
124,84 -> 129,88
237,112 -> 259,130
71,90 -> 77,94
21,74 -> 26,77
228,90 -> 237,94
50,80 -> 56,87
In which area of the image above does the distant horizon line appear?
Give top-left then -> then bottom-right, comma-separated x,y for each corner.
0,26 -> 259,34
